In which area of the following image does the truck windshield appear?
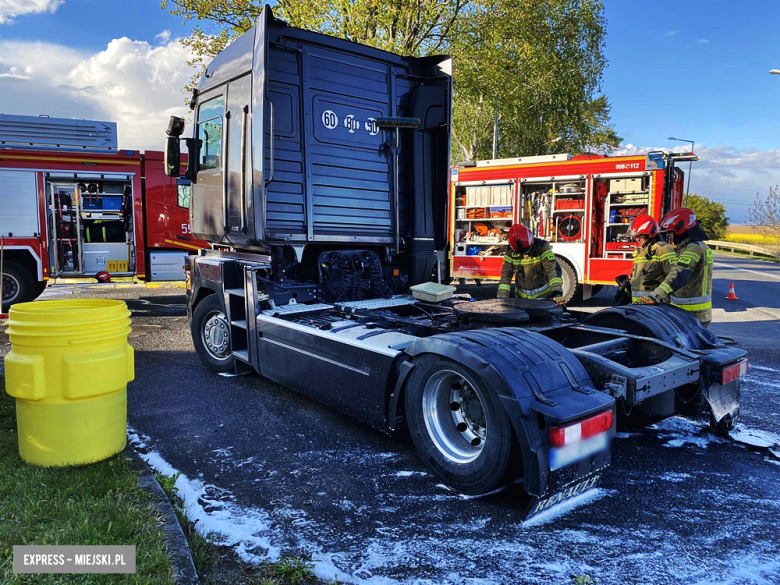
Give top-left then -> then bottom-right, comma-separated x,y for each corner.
197,95 -> 225,171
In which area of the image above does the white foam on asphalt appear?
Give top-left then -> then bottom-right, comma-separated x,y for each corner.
730,425 -> 780,449
128,428 -> 281,563
127,424 -> 780,585
749,365 -> 780,373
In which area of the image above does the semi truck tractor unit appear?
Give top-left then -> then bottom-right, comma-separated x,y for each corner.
0,114 -> 208,309
169,6 -> 748,516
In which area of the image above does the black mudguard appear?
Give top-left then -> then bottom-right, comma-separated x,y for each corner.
399,328 -> 615,499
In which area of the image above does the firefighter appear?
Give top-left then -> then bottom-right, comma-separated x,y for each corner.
498,224 -> 565,304
645,208 -> 714,327
615,214 -> 677,306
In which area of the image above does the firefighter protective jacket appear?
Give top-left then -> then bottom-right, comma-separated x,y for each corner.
497,239 -> 563,299
666,238 -> 714,324
630,239 -> 677,302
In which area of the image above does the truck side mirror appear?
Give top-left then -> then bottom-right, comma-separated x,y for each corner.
165,136 -> 181,177
167,115 -> 186,137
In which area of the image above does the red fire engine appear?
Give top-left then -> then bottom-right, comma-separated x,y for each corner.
448,151 -> 697,300
0,114 -> 207,308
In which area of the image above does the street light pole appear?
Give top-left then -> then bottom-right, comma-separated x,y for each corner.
669,136 -> 694,206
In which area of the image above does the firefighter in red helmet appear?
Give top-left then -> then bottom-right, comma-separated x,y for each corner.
656,207 -> 714,326
614,214 -> 677,306
498,224 -> 564,304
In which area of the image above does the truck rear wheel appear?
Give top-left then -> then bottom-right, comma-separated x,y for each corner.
1,260 -> 36,310
404,355 -> 519,495
191,294 -> 235,373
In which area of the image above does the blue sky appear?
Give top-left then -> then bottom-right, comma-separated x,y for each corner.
1,0 -> 778,222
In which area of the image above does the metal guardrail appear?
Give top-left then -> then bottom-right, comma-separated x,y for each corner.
708,240 -> 780,258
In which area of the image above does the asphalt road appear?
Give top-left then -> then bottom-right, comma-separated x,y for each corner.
0,259 -> 778,584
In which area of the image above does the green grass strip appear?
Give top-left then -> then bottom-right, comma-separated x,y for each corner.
0,381 -> 174,584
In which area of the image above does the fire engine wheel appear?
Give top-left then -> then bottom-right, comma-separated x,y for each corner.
191,294 -> 235,373
557,258 -> 582,303
405,355 -> 519,495
1,261 -> 36,309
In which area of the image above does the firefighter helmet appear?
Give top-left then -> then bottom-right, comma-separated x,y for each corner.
96,271 -> 112,283
659,208 -> 697,235
507,224 -> 534,252
628,213 -> 659,239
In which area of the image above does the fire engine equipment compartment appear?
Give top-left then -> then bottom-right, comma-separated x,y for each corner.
49,177 -> 135,276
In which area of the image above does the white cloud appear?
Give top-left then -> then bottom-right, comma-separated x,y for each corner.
615,143 -> 780,222
698,39 -> 709,44
155,30 -> 172,43
665,30 -> 679,37
0,37 -> 198,150
0,0 -> 63,24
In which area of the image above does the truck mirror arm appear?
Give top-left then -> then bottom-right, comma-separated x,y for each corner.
182,138 -> 200,181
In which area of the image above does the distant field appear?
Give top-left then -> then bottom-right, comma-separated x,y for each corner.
725,226 -> 779,247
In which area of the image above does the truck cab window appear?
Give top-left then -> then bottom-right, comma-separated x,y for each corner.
177,184 -> 191,208
197,95 -> 225,171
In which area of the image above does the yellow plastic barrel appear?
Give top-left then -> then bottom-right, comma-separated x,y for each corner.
4,300 -> 133,466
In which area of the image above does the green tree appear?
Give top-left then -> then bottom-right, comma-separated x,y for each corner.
686,194 -> 729,241
163,0 -> 620,157
450,0 -> 621,162
748,185 -> 780,237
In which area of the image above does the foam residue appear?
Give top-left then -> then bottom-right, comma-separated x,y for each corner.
128,428 -> 281,563
730,425 -> 780,449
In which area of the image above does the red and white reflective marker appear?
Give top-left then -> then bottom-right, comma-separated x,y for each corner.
720,359 -> 748,385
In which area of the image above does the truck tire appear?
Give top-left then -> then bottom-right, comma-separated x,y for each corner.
557,257 -> 582,303
191,294 -> 235,373
1,260 -> 37,309
404,354 -> 519,495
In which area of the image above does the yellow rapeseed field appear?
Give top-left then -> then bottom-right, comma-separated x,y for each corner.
724,233 -> 780,246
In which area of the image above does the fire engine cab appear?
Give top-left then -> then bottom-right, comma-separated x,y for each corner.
0,114 -> 207,308
448,151 -> 697,301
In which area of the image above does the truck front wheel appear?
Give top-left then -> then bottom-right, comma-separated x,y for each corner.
191,294 -> 235,373
404,355 -> 519,495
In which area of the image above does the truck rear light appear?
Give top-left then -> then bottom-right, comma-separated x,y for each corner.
549,410 -> 613,448
718,359 -> 748,385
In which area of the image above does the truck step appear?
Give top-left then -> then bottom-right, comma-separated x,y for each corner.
232,320 -> 248,329
225,288 -> 245,297
262,303 -> 334,316
335,296 -> 417,312
233,349 -> 250,362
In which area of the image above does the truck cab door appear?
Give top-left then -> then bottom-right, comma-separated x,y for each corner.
224,75 -> 252,240
191,92 -> 227,241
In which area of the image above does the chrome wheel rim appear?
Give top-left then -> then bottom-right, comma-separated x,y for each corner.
202,311 -> 231,360
2,273 -> 20,304
422,369 -> 487,464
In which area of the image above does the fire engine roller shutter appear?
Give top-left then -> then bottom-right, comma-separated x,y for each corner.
0,171 -> 39,237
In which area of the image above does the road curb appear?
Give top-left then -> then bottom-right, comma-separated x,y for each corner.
125,445 -> 200,585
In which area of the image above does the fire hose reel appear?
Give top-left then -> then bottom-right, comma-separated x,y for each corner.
558,215 -> 582,241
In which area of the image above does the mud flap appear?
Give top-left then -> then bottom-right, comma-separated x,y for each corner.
703,380 -> 740,430
524,471 -> 602,520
